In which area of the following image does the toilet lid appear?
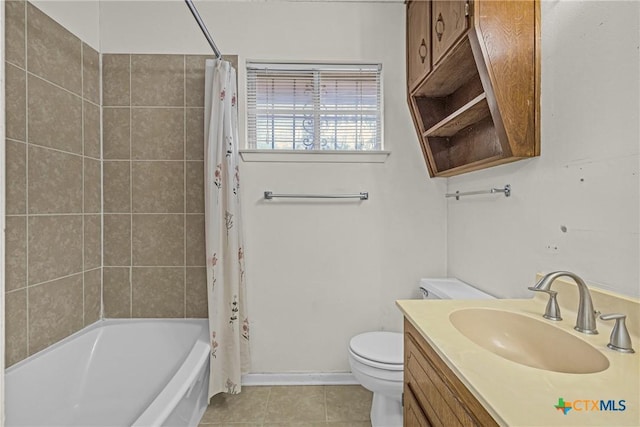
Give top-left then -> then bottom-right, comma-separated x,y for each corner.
349,332 -> 403,365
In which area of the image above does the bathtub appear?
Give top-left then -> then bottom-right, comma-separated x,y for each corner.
5,319 -> 210,427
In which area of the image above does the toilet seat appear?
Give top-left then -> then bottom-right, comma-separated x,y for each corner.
349,332 -> 403,370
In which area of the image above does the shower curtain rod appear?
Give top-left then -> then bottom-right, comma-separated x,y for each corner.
184,0 -> 222,59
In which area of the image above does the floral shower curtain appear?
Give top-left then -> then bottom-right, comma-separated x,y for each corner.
204,59 -> 250,399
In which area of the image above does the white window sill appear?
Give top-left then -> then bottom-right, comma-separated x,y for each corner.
239,150 -> 391,163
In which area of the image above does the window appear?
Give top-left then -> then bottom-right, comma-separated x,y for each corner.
246,63 -> 383,151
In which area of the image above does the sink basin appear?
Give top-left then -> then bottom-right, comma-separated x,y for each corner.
449,308 -> 609,374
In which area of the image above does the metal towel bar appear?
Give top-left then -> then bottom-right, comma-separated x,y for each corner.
264,191 -> 368,200
445,184 -> 511,200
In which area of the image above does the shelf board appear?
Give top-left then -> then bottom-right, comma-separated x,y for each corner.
423,93 -> 490,138
411,35 -> 478,98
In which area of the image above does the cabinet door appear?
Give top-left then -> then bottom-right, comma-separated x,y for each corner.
407,0 -> 431,90
432,0 -> 469,65
405,387 -> 432,427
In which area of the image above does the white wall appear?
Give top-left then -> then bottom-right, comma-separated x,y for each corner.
30,0 -> 100,49
447,1 -> 640,298
100,0 -> 448,373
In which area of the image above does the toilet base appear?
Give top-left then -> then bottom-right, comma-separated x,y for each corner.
370,392 -> 403,427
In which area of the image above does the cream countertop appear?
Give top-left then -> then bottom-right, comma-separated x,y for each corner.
396,284 -> 640,426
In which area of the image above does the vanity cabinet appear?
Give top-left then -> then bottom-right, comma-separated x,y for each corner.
404,319 -> 498,427
406,0 -> 540,177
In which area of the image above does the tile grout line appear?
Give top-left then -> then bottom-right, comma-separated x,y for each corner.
24,0 -> 30,357
99,41 -> 105,322
263,386 -> 273,425
324,385 -> 328,422
81,40 -> 86,327
129,54 -> 133,318
183,55 -> 188,319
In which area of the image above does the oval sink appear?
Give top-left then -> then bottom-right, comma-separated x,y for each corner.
449,308 -> 609,374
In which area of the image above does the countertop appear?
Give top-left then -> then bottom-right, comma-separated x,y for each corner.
396,291 -> 640,426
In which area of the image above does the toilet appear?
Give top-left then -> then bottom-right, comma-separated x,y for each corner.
348,278 -> 494,427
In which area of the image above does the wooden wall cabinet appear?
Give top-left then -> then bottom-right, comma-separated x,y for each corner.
406,0 -> 540,177
407,1 -> 432,89
404,319 -> 498,426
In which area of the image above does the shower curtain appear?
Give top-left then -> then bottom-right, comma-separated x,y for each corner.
204,59 -> 250,398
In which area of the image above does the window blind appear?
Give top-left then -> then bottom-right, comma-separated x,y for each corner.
246,63 -> 383,151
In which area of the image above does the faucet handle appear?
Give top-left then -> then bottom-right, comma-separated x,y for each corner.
528,287 -> 562,321
599,313 -> 635,353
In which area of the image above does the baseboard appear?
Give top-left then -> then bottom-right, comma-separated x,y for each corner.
241,372 -> 358,386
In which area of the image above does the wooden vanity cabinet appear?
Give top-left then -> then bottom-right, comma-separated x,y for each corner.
404,319 -> 498,427
406,0 -> 540,177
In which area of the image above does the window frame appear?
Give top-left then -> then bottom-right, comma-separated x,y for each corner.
244,61 -> 386,154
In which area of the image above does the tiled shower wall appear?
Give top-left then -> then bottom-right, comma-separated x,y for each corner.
101,54 -> 236,319
4,1 -> 235,366
4,1 -> 102,366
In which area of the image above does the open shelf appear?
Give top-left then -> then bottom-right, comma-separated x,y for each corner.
427,115 -> 503,173
424,93 -> 489,137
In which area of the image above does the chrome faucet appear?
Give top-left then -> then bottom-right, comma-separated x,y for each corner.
528,271 -> 599,334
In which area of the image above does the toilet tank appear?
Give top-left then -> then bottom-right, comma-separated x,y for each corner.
419,278 -> 494,300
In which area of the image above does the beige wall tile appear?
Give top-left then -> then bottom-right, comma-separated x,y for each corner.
103,161 -> 131,213
5,0 -> 26,68
103,108 -> 130,159
28,75 -> 82,154
84,215 -> 102,270
186,108 -> 204,160
131,108 -> 184,160
82,43 -> 100,104
132,161 -> 184,213
132,267 -> 184,318
6,63 -> 26,142
6,140 -> 26,214
102,54 -> 130,107
83,101 -> 101,159
103,267 -> 131,318
186,161 -> 204,213
186,215 -> 205,266
84,268 -> 102,325
5,289 -> 28,367
84,158 -> 102,214
186,267 -> 207,318
28,274 -> 84,355
132,214 -> 184,266
103,214 -> 131,266
26,3 -> 82,95
5,216 -> 27,292
185,55 -> 214,108
131,55 -> 184,107
28,215 -> 83,284
28,145 -> 83,214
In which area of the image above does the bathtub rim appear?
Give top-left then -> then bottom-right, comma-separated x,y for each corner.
5,318 -> 208,374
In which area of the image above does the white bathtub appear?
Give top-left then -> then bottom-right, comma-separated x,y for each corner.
5,319 -> 210,427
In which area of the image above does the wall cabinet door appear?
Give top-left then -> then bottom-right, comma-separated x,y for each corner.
431,0 -> 469,65
407,0 -> 431,90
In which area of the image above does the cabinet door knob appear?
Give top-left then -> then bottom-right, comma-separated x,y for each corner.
419,38 -> 428,64
436,13 -> 445,42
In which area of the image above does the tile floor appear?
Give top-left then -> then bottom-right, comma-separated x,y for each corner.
199,385 -> 373,427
